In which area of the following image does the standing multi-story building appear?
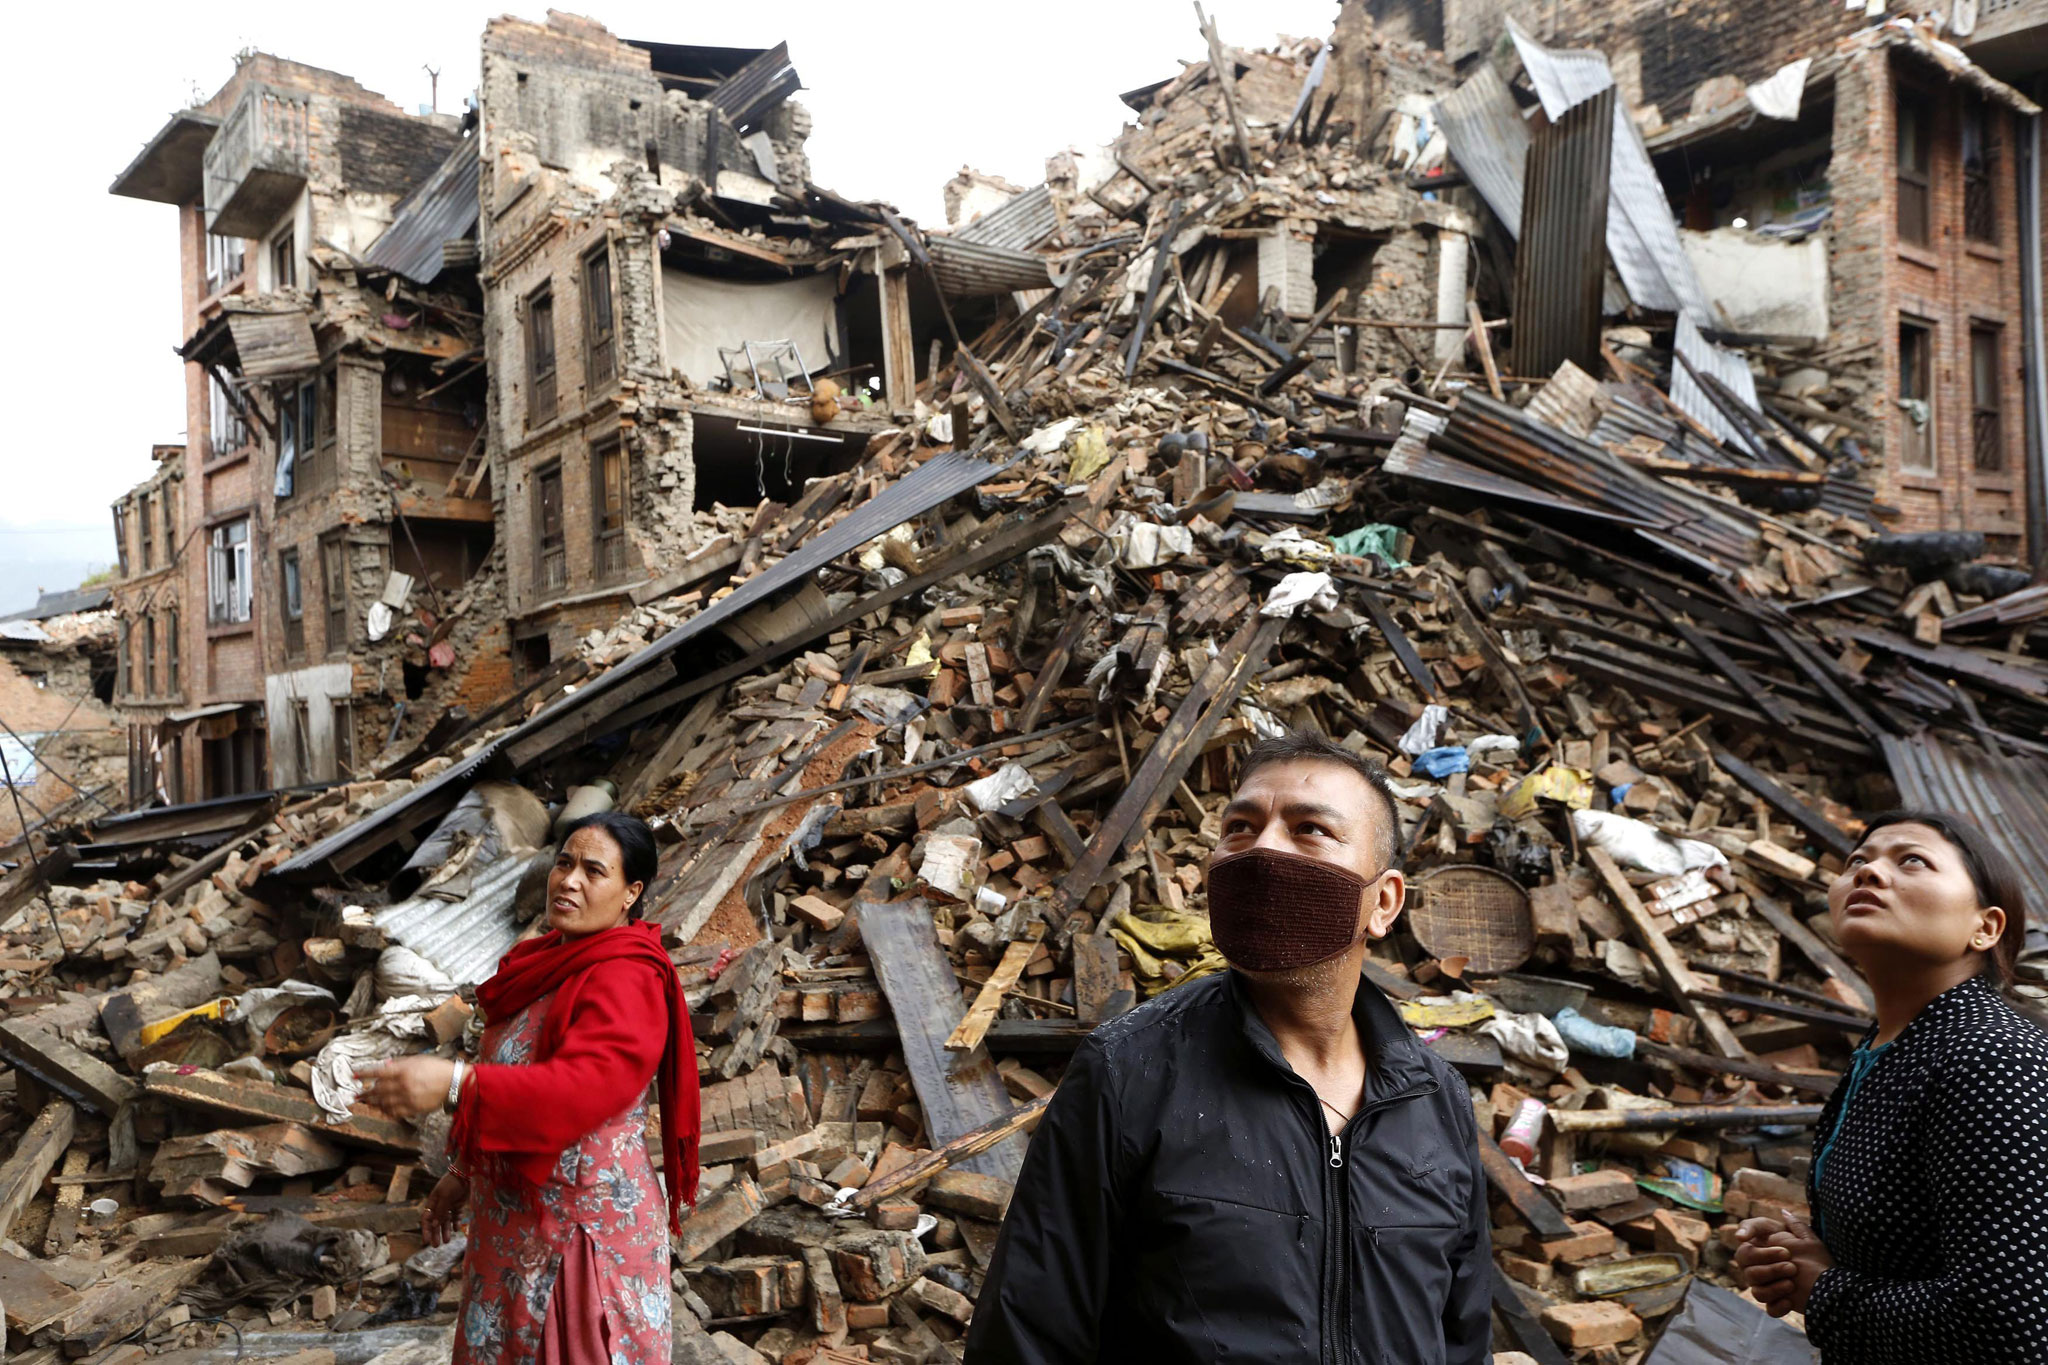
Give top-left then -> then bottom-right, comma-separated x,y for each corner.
109,53 -> 511,799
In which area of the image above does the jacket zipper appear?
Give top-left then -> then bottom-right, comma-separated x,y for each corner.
1308,1078 -> 1441,1363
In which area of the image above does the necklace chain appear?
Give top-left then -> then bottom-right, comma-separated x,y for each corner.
1317,1093 -> 1355,1125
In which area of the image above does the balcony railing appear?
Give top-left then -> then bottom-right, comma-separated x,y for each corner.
203,85 -> 310,239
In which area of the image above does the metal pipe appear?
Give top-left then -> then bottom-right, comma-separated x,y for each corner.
1549,1103 -> 1824,1133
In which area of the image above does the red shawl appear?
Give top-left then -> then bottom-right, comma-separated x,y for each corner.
451,920 -> 699,1228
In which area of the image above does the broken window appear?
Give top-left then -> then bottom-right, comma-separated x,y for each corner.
143,614 -> 158,696
320,532 -> 349,655
139,494 -> 156,572
205,232 -> 244,297
280,548 -> 306,659
592,440 -> 628,581
1962,97 -> 1995,244
1896,93 -> 1931,248
166,607 -> 180,695
584,247 -> 616,391
276,378 -> 318,498
1898,319 -> 1936,474
162,485 -> 178,556
1971,324 -> 2003,471
117,618 -> 132,699
209,374 -> 250,461
271,228 -> 297,290
535,462 -> 566,594
333,698 -> 357,780
527,285 -> 557,426
112,502 -> 131,576
207,518 -> 253,625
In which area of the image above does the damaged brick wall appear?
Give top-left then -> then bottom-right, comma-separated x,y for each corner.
0,629 -> 125,839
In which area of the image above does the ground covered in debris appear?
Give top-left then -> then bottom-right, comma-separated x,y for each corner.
4,9 -> 2047,1365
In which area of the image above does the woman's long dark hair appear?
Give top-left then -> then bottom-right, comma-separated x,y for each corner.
1857,809 -> 2028,985
557,811 -> 659,921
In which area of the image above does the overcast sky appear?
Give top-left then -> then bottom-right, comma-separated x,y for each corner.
0,0 -> 1337,614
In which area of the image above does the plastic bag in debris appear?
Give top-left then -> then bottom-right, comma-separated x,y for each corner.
1572,809 -> 1729,877
1642,1280 -> 1820,1364
310,994 -> 440,1124
1066,425 -> 1114,482
1553,1007 -> 1637,1058
376,944 -> 456,1002
1499,765 -> 1594,819
1413,746 -> 1469,779
1399,704 -> 1450,756
848,685 -> 924,728
1257,527 -> 1337,569
1018,417 -> 1083,457
1330,523 -> 1409,567
1110,517 -> 1195,570
229,980 -> 338,1035
1259,571 -> 1338,618
964,763 -> 1038,814
1477,1008 -> 1568,1079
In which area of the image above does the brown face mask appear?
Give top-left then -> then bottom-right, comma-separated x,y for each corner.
1206,846 -> 1375,972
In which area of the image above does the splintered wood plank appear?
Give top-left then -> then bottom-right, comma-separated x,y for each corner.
0,1021 -> 139,1115
1071,937 -> 1121,1023
1588,849 -> 1746,1060
141,1070 -> 417,1151
0,1247 -> 82,1334
1478,1134 -> 1575,1241
858,897 -> 1024,1183
849,1095 -> 1052,1211
0,1101 -> 75,1238
946,926 -> 1044,1053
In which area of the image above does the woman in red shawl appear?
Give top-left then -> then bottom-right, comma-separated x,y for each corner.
361,810 -> 698,1365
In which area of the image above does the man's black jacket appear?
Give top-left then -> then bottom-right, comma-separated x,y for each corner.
965,968 -> 1491,1364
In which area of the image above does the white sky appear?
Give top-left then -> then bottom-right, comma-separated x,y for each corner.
0,0 -> 1338,613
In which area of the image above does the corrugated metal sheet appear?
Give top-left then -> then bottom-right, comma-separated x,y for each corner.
1509,20 -> 1711,319
1882,731 -> 2048,931
705,42 -> 801,135
1672,313 -> 1766,446
363,138 -> 480,285
374,850 -> 540,986
273,446 -> 1011,884
1513,86 -> 1612,379
927,236 -> 1054,297
1435,64 -> 1529,239
952,185 -> 1058,253
223,306 -> 319,381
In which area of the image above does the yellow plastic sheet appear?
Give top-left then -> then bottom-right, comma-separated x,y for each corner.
1498,764 -> 1593,820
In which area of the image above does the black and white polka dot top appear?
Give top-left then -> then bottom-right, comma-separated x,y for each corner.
1804,973 -> 2048,1363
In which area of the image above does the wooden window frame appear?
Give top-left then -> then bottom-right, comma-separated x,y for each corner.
320,532 -> 349,656
1970,323 -> 2003,472
280,547 -> 306,660
1962,97 -> 1995,245
112,503 -> 131,576
208,373 -> 251,464
143,614 -> 158,696
1897,318 -> 1937,475
271,227 -> 297,290
526,285 -> 558,427
166,607 -> 180,696
1896,91 -> 1932,248
592,439 -> 629,582
207,517 -> 253,626
583,246 -> 617,393
534,462 -> 567,596
332,698 -> 357,780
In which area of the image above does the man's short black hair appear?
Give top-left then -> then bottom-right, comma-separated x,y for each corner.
1236,729 -> 1405,872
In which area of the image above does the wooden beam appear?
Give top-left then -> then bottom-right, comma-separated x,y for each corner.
1467,301 -> 1504,401
946,927 -> 1044,1053
845,1094 -> 1052,1212
0,1021 -> 139,1115
1586,848 -> 1747,1060
1746,889 -> 1876,1012
859,897 -> 1025,1182
141,1069 -> 417,1151
0,1101 -> 74,1238
1478,1133 -> 1575,1241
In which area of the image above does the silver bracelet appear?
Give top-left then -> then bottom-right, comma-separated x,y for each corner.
445,1058 -> 467,1113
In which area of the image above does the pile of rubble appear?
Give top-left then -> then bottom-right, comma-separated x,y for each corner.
4,9 -> 2046,1365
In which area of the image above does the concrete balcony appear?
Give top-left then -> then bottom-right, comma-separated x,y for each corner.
202,85 -> 310,239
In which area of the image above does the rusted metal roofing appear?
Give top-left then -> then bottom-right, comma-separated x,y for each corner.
1881,731 -> 2048,931
952,185 -> 1058,253
1508,20 -> 1712,319
1434,64 -> 1528,239
705,41 -> 801,135
363,138 -> 479,284
927,236 -> 1054,297
1512,86 -> 1612,379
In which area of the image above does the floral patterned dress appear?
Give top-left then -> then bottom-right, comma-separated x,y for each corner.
454,990 -> 672,1365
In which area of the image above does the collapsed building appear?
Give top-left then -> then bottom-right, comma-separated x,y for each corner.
0,594 -> 122,845
3,4 -> 2045,1364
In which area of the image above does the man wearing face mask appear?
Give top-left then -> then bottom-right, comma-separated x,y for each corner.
965,730 -> 1491,1365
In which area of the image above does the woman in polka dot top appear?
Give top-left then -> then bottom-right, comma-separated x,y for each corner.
1735,809 -> 2048,1363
